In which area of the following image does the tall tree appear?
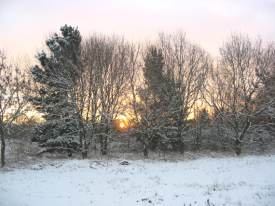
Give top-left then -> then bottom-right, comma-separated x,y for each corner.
205,35 -> 274,155
137,46 -> 176,156
137,46 -> 162,157
192,107 -> 211,150
0,51 -> 27,167
255,44 -> 275,134
159,33 -> 210,153
29,25 -> 84,156
82,35 -> 132,155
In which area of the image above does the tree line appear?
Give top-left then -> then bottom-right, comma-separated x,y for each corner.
0,25 -> 274,166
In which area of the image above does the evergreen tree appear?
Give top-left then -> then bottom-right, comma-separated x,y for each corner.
29,25 -> 83,155
138,46 -> 179,155
143,46 -> 166,99
193,108 -> 210,150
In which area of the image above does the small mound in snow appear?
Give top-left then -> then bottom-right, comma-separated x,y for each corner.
120,160 -> 130,165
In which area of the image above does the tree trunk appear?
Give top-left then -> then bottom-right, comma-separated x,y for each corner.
82,141 -> 88,159
177,125 -> 185,154
100,116 -> 109,155
101,135 -> 108,155
177,111 -> 185,154
79,116 -> 87,159
234,120 -> 250,156
143,143 -> 148,158
100,136 -> 108,155
100,130 -> 108,155
179,140 -> 185,154
234,138 -> 241,156
143,132 -> 150,158
0,128 -> 5,167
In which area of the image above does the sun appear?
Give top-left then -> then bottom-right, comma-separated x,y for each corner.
119,121 -> 126,129
115,114 -> 129,132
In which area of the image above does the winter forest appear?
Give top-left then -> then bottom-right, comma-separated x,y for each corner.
1,1 -> 275,205
1,25 -> 274,164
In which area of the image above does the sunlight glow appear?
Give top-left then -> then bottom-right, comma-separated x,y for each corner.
115,114 -> 129,132
119,122 -> 126,129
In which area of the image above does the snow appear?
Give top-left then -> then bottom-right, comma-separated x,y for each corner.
0,155 -> 275,206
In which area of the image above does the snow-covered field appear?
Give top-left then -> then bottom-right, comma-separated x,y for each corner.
0,155 -> 274,206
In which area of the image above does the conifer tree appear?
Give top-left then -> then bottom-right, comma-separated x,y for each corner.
138,46 -> 178,155
29,25 -> 84,155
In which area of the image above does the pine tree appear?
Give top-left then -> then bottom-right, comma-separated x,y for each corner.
193,108 -> 210,150
137,46 -> 179,156
143,46 -> 166,99
29,25 -> 83,155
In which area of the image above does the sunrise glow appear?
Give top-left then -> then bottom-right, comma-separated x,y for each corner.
115,114 -> 129,132
119,122 -> 126,129
1,1 -> 274,205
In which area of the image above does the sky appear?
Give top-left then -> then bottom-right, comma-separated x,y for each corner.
1,0 -> 275,61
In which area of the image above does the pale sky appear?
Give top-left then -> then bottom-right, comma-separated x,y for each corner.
1,0 -> 275,61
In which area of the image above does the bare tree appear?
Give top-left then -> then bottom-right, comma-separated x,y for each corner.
205,35 -> 274,155
82,35 -> 132,155
0,51 -> 27,167
129,33 -> 210,156
74,69 -> 88,158
254,43 -> 275,135
158,32 -> 210,153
